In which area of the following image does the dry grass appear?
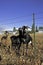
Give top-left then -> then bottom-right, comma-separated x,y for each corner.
0,33 -> 43,65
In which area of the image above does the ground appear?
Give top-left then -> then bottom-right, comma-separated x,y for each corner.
0,33 -> 43,65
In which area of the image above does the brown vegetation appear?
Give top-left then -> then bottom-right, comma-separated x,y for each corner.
0,33 -> 43,65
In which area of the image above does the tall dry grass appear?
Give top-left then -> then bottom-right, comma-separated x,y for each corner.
0,33 -> 43,65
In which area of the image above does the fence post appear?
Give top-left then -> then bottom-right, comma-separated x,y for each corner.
32,13 -> 36,58
33,13 -> 35,46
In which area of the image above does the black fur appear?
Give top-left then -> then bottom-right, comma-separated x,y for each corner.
10,26 -> 33,55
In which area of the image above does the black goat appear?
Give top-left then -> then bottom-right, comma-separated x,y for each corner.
18,27 -> 33,55
11,26 -> 33,55
10,35 -> 21,55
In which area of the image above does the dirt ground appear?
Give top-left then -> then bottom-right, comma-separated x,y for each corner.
0,33 -> 43,65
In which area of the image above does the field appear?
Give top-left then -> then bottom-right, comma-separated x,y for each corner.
0,33 -> 43,65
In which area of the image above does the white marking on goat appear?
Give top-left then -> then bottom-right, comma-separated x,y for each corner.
29,41 -> 32,44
